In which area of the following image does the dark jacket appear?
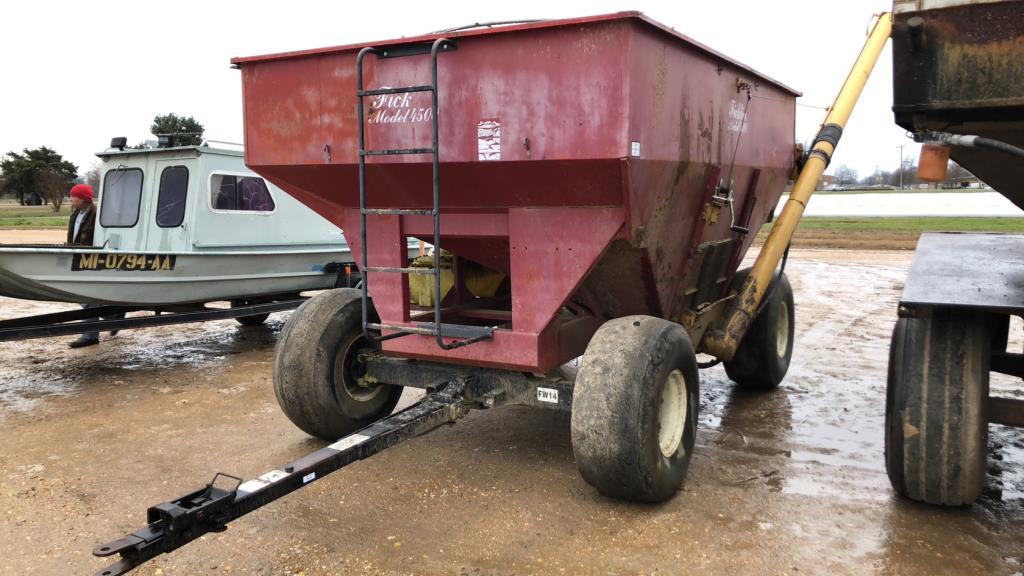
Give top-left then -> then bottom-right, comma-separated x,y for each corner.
67,204 -> 96,246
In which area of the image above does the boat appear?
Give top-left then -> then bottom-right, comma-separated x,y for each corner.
0,140 -> 418,306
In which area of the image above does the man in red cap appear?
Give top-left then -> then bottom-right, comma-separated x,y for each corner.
67,183 -> 96,246
66,183 -> 112,348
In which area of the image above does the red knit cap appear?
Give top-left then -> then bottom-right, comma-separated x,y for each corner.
70,183 -> 93,202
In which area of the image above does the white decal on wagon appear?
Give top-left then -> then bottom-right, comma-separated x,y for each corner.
478,120 -> 501,161
537,387 -> 559,404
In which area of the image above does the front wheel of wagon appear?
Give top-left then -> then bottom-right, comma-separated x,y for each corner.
885,310 -> 990,506
723,269 -> 794,390
571,316 -> 700,503
273,288 -> 403,440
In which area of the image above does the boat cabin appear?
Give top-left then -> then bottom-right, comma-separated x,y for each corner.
94,142 -> 344,253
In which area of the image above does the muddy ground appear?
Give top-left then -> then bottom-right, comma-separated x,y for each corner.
1,233 -> 1022,575
0,229 -> 72,244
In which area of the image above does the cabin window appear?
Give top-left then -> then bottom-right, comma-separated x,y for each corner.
156,165 -> 189,228
210,174 -> 276,213
99,168 -> 143,228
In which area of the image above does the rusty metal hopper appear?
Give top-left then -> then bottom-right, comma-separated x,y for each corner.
232,12 -> 798,372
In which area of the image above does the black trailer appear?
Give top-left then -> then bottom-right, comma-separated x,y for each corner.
0,296 -> 307,343
887,0 -> 1024,505
0,268 -> 361,343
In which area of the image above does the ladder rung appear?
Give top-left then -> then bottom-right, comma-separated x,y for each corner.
363,266 -> 435,275
358,85 -> 434,97
368,322 -> 495,340
431,323 -> 495,340
362,208 -> 435,216
368,323 -> 437,336
362,148 -> 435,156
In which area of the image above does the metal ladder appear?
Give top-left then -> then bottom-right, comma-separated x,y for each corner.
356,37 -> 494,351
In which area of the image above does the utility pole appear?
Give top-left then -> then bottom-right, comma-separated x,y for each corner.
897,144 -> 905,190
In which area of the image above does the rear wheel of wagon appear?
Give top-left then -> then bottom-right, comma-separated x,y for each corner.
723,269 -> 794,390
273,288 -> 403,440
571,316 -> 700,503
885,310 -> 990,506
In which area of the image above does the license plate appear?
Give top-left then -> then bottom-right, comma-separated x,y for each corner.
72,253 -> 176,271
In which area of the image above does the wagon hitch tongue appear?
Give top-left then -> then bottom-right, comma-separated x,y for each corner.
91,379 -> 468,576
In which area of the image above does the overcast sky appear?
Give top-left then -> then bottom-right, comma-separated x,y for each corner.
1,0 -> 909,180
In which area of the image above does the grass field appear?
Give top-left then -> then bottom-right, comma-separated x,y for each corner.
0,204 -> 71,228
787,216 -> 1024,233
808,187 -> 992,195
757,216 -> 1024,249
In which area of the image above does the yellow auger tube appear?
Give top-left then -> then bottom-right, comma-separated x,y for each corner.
702,13 -> 892,361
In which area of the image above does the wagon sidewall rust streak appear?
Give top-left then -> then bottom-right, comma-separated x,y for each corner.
571,315 -> 699,503
273,288 -> 402,439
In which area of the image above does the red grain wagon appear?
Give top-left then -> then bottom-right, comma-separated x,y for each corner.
234,12 -> 799,502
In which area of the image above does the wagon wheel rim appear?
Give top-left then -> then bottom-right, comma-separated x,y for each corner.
658,369 -> 687,458
776,300 -> 790,359
335,333 -> 384,402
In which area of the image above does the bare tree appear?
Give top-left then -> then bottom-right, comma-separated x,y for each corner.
833,165 -> 858,187
37,168 -> 70,212
895,160 -> 918,188
84,161 -> 102,195
859,169 -> 889,187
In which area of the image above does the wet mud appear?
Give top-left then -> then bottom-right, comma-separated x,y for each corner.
0,248 -> 1021,575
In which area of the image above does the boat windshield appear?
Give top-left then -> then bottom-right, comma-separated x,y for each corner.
100,167 -> 144,227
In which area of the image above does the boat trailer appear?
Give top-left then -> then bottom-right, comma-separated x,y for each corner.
0,266 -> 360,342
0,298 -> 303,342
93,363 -> 572,576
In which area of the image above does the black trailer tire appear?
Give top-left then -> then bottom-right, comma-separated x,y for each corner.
231,299 -> 271,326
235,313 -> 270,326
723,269 -> 794,390
273,288 -> 402,440
885,310 -> 990,506
571,315 -> 700,503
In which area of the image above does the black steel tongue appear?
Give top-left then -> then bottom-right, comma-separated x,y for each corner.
93,473 -> 241,576
91,380 -> 467,576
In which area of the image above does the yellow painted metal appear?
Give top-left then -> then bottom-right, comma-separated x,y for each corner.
409,254 -> 454,307
408,254 -> 506,306
701,13 -> 893,361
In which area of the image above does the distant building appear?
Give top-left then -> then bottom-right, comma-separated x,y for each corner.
953,175 -> 983,188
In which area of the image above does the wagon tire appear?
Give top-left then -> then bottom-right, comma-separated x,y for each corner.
723,268 -> 794,390
571,316 -> 699,503
273,288 -> 403,440
885,311 -> 990,506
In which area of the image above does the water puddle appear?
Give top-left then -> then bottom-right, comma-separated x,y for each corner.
0,296 -> 284,412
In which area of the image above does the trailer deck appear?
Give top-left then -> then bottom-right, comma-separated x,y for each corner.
899,232 -> 1024,314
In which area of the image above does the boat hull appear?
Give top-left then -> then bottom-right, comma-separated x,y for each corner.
0,247 -> 351,305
